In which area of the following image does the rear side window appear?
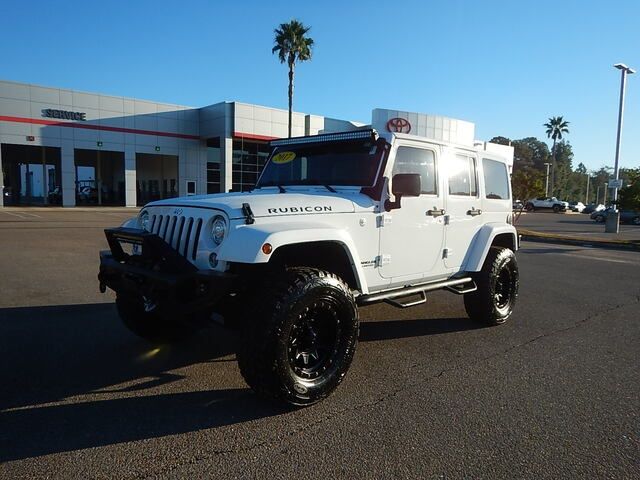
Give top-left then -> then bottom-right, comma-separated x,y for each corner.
448,154 -> 477,196
392,147 -> 437,194
482,158 -> 510,200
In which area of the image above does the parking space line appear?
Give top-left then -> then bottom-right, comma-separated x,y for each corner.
94,212 -> 133,218
558,252 -> 638,265
0,211 -> 29,219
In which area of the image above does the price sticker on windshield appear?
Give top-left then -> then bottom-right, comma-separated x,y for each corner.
272,151 -> 296,164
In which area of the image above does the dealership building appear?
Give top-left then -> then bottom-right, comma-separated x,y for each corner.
0,79 -> 366,208
0,80 -> 487,208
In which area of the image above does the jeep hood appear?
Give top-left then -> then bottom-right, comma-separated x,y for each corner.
146,189 -> 372,218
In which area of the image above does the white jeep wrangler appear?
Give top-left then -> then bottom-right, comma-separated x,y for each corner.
99,127 -> 519,406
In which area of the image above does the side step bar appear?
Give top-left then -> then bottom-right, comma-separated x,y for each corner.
357,277 -> 476,307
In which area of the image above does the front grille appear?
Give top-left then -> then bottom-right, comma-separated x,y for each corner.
149,214 -> 203,261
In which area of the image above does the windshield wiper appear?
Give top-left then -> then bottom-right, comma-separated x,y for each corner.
287,179 -> 337,193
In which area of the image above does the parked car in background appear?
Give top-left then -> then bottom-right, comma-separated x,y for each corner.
525,196 -> 569,212
513,199 -> 524,210
583,203 -> 606,214
622,210 -> 640,225
591,208 -> 640,225
569,201 -> 585,212
591,207 -> 612,222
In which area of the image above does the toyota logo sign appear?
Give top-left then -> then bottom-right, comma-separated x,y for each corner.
386,117 -> 411,134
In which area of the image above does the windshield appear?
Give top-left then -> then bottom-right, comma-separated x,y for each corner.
257,139 -> 385,188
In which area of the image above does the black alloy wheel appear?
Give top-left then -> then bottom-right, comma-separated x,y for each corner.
288,301 -> 341,380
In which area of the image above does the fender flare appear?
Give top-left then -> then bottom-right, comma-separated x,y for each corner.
216,223 -> 369,293
462,223 -> 518,272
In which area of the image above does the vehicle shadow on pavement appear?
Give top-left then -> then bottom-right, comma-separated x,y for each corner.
359,316 -> 483,342
0,303 -> 286,462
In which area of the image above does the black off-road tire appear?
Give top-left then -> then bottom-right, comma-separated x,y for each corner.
464,247 -> 519,326
116,294 -> 197,342
237,267 -> 359,407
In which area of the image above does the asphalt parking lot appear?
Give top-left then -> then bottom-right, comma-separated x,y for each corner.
515,210 -> 640,242
1,209 -> 639,479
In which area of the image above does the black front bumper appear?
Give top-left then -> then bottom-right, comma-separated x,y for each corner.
98,227 -> 236,315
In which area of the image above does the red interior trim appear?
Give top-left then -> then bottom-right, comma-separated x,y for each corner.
232,131 -> 278,141
0,115 -> 200,140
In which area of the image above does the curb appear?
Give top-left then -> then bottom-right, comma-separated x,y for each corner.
518,229 -> 640,252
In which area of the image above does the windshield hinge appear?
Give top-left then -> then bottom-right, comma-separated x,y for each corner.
242,203 -> 255,225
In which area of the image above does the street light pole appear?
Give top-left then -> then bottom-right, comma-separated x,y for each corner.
606,63 -> 635,233
612,64 -> 635,205
544,162 -> 551,197
603,183 -> 607,205
585,173 -> 590,204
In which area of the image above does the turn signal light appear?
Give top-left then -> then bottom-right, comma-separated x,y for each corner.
262,243 -> 273,254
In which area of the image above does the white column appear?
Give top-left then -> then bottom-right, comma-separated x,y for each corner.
221,136 -> 233,192
61,141 -> 76,207
124,145 -> 137,207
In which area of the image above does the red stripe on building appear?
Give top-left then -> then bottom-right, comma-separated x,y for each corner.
232,131 -> 278,141
0,115 -> 200,140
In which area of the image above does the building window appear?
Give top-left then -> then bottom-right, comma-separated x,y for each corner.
232,139 -> 270,191
207,145 -> 221,194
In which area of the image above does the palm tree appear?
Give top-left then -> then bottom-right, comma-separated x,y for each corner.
544,116 -> 570,197
272,20 -> 314,138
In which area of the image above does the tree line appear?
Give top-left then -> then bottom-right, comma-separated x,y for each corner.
490,120 -> 638,209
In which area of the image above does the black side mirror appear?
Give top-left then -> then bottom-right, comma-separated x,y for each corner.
385,173 -> 421,210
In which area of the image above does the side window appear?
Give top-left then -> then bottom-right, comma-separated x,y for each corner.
482,158 -> 510,199
392,147 -> 437,194
448,154 -> 477,196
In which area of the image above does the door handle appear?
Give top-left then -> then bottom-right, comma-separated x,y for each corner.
427,208 -> 446,217
467,207 -> 482,216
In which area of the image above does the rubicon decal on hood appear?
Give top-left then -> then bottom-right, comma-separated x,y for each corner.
267,206 -> 333,214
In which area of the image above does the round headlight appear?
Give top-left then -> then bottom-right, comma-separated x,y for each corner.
139,210 -> 150,231
211,216 -> 226,245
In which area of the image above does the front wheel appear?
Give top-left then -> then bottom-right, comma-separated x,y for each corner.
632,216 -> 640,225
464,247 -> 519,326
237,268 -> 359,406
553,204 -> 561,213
525,203 -> 535,212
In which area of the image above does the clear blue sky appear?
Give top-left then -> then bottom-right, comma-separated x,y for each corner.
1,0 -> 638,172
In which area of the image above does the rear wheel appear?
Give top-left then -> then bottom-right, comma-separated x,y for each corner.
465,247 -> 519,326
595,214 -> 605,223
237,267 -> 358,406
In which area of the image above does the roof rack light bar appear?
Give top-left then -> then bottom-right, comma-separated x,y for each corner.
271,129 -> 378,147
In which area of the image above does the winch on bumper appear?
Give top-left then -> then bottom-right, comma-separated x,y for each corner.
98,227 -> 236,316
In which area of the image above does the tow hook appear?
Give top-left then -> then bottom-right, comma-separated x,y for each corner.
143,296 -> 157,312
